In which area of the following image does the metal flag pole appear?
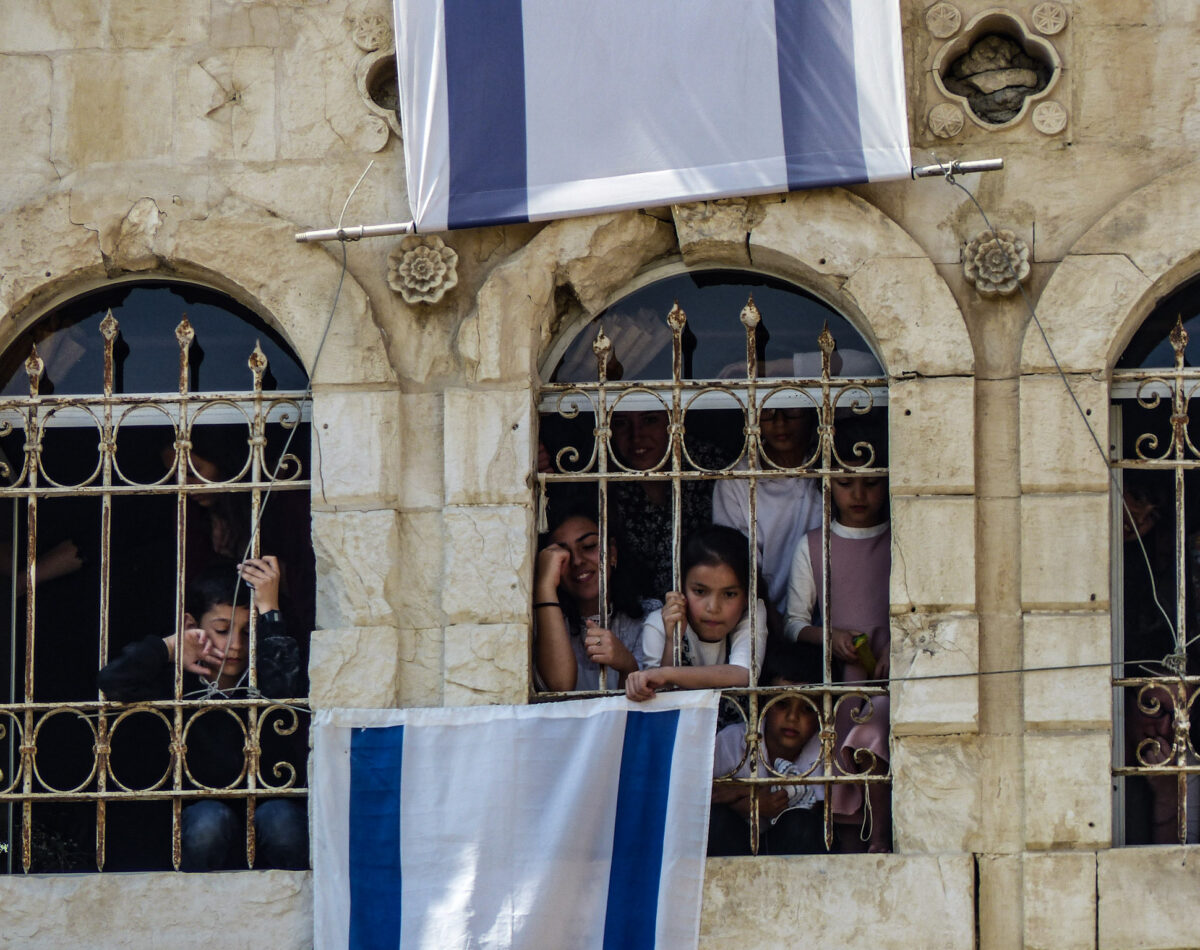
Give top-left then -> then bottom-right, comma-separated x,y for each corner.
292,158 -> 1004,244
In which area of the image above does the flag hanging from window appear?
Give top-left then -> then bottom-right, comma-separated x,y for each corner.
392,0 -> 911,232
313,691 -> 720,950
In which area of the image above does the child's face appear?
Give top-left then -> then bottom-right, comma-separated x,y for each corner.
831,476 -> 888,528
189,603 -> 251,679
683,563 -> 747,642
548,516 -> 611,609
760,408 -> 813,462
611,410 -> 669,471
763,679 -> 818,762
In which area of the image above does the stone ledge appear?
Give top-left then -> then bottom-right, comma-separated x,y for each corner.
1098,846 -> 1200,950
701,853 -> 974,949
0,870 -> 311,950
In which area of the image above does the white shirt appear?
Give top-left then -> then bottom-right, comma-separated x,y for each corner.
712,471 -> 822,616
641,599 -> 769,674
784,519 -> 890,642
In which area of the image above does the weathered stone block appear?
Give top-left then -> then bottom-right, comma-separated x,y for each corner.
890,495 -> 976,610
311,388 -> 402,505
466,211 -> 674,384
444,387 -> 534,506
0,3 -> 103,52
277,36 -> 376,159
443,505 -> 531,625
177,48 -> 277,163
310,626 -> 443,710
673,196 -> 760,267
1073,159 -> 1200,291
397,391 -> 445,510
460,255 -> 547,384
751,188 -> 926,280
1020,255 -> 1151,374
309,625 -> 406,709
0,871 -> 311,949
443,623 -> 529,706
1024,731 -> 1111,849
842,257 -> 973,377
1024,851 -> 1097,950
891,735 -> 983,852
110,0 -> 208,47
1020,374 -> 1110,493
1098,846 -> 1200,950
211,0 -> 284,48
977,853 -> 1022,950
0,56 -> 52,175
312,509 -> 400,629
700,854 -> 975,950
166,213 -> 395,388
53,51 -> 175,168
0,195 -> 104,318
1021,493 -> 1110,609
888,375 -> 975,495
1023,612 -> 1112,729
393,510 -> 446,630
891,612 -> 979,735
309,386 -> 403,503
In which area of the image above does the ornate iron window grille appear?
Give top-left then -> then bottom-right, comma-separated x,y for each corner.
0,311 -> 310,872
535,297 -> 890,852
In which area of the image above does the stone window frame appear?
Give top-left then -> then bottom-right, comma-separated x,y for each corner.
534,264 -> 893,851
445,192 -> 976,850
0,279 -> 314,872
1015,167 -> 1200,851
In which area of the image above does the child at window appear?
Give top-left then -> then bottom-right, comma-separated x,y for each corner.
712,405 -> 821,621
708,644 -> 827,855
784,473 -> 892,852
626,524 -> 769,701
533,503 -> 659,692
97,555 -> 307,871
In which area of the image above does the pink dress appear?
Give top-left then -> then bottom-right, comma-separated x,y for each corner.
805,521 -> 890,819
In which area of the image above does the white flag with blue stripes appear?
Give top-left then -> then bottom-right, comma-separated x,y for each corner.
313,692 -> 720,950
392,0 -> 911,232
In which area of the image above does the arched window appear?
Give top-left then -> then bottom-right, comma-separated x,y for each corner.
535,269 -> 892,853
0,281 -> 313,872
1111,277 -> 1200,846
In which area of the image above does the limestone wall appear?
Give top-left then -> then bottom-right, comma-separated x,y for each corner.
2,0 -> 1200,948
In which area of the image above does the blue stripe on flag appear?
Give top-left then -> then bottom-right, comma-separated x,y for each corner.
774,0 -> 868,188
349,725 -> 405,950
443,0 -> 528,228
602,709 -> 680,950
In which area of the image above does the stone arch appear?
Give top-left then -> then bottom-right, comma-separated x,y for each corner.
1020,160 -> 1200,374
459,188 -> 970,385
0,192 -> 394,388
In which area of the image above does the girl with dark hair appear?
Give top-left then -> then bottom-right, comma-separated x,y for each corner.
626,524 -> 769,701
533,504 -> 659,692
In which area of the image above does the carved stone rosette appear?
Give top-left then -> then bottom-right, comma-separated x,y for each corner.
387,235 -> 459,305
962,228 -> 1030,296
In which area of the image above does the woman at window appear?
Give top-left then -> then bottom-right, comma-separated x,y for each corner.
533,502 -> 659,692
608,409 -> 722,600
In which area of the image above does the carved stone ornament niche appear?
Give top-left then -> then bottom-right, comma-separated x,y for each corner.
931,8 -> 1063,132
350,13 -> 402,145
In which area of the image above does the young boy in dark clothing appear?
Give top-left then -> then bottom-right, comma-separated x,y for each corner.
708,644 -> 826,856
98,555 -> 307,871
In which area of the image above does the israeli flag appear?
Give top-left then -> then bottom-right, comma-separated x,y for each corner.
393,0 -> 911,232
313,691 -> 719,950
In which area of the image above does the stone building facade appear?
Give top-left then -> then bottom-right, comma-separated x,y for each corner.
1,1 -> 1199,948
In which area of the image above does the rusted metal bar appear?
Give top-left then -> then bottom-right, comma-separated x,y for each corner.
668,302 -> 686,668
